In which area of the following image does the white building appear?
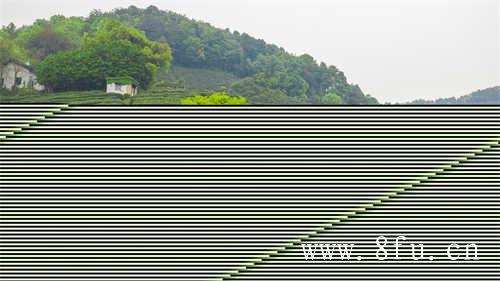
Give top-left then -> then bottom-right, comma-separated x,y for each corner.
106,77 -> 138,96
1,60 -> 45,91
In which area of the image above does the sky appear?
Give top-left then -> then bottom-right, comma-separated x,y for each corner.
1,0 -> 499,103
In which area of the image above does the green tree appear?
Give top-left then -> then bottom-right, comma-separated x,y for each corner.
180,36 -> 206,66
26,27 -> 75,60
87,18 -> 172,75
3,23 -> 18,38
14,16 -> 85,61
0,31 -> 27,65
181,92 -> 248,105
47,15 -> 86,45
320,92 -> 343,105
36,19 -> 171,92
338,85 -> 378,105
36,40 -> 152,92
230,77 -> 288,104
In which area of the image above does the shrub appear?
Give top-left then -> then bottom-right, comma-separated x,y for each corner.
180,92 -> 248,105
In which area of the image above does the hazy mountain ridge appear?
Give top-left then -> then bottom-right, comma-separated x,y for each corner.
409,86 -> 500,105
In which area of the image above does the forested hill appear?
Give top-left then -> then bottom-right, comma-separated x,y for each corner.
409,86 -> 500,105
1,5 -> 378,104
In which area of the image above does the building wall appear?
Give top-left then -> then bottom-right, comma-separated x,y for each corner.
1,63 -> 45,91
106,83 -> 137,96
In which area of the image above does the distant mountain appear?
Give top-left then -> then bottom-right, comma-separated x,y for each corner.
409,86 -> 500,105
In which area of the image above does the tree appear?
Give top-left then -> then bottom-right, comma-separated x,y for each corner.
3,23 -> 18,38
26,28 -> 75,60
139,6 -> 166,41
338,85 -> 378,105
181,92 -> 248,105
180,36 -> 206,66
87,18 -> 172,75
36,40 -> 152,92
230,77 -> 288,104
320,92 -> 343,105
36,19 -> 172,92
0,32 -> 27,65
47,15 -> 86,45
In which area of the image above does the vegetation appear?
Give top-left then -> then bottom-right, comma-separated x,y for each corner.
320,92 -> 343,105
36,39 -> 153,92
86,18 -> 172,75
105,6 -> 377,104
229,77 -> 288,104
106,76 -> 140,86
0,87 -> 198,105
162,65 -> 239,90
1,17 -> 85,65
0,29 -> 28,65
1,5 -> 377,104
409,86 -> 500,105
34,19 -> 172,92
180,92 -> 248,105
25,27 -> 76,60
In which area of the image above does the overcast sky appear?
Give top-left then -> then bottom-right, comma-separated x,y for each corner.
1,0 -> 498,102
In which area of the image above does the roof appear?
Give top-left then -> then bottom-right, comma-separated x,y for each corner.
106,76 -> 139,87
2,59 -> 35,72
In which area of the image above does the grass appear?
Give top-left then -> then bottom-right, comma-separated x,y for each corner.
0,87 -> 205,105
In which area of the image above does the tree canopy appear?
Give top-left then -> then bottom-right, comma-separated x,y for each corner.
86,18 -> 172,75
33,19 -> 172,92
36,39 -> 153,92
0,31 -> 27,65
230,77 -> 288,105
320,92 -> 343,105
25,27 -> 76,60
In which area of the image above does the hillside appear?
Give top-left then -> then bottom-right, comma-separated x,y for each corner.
409,86 -> 500,105
1,5 -> 377,105
161,65 -> 240,91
